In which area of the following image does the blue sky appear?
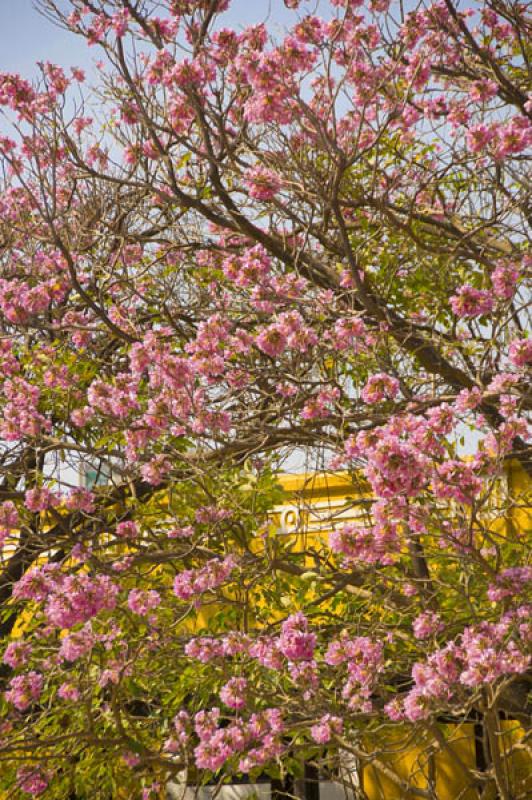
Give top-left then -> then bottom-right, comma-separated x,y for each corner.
0,0 -> 296,80
1,0 -> 91,76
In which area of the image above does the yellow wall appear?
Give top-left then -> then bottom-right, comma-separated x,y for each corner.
275,465 -> 531,800
2,464 -> 529,798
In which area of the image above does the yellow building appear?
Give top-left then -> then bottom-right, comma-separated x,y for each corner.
272,464 -> 531,800
1,464 -> 529,799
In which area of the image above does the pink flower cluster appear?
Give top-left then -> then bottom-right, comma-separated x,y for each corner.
432,460 -> 483,505
45,574 -> 119,629
487,567 -> 532,602
16,767 -> 49,797
219,677 -> 248,710
348,418 -> 432,499
5,671 -> 43,711
390,614 -> 530,722
325,633 -> 384,712
330,519 -> 399,566
310,714 -> 343,744
0,378 -> 50,441
167,524 -> 194,539
222,245 -> 271,289
173,556 -> 237,601
0,500 -> 18,544
0,275 -> 68,324
57,682 -> 80,702
330,316 -> 367,351
3,639 -> 32,669
508,338 -> 532,368
59,623 -> 96,662
465,116 -> 532,161
244,166 -> 281,200
24,486 -> 60,513
87,376 -> 139,419
361,373 -> 399,404
13,563 -> 61,602
116,520 -> 139,539
185,632 -> 252,663
450,285 -> 493,319
278,612 -> 317,662
256,311 -> 318,358
193,706 -> 285,773
64,488 -> 95,513
164,710 -> 191,754
412,611 -> 444,640
127,589 -> 161,616
14,566 -> 119,630
301,387 -> 340,420
491,262 -> 519,300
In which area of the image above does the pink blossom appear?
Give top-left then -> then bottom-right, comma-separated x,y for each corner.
222,245 -> 271,288
487,567 -> 532,602
244,166 -> 281,201
72,116 -> 92,135
195,506 -> 232,525
167,525 -> 194,539
173,556 -> 237,601
466,124 -> 495,153
455,387 -> 482,413
3,640 -> 32,669
301,387 -> 340,419
220,677 -> 248,709
278,613 -> 316,662
0,500 -> 19,543
140,456 -> 171,485
172,710 -> 191,747
256,325 -> 287,357
384,697 -> 405,721
330,521 -> 398,566
310,715 -> 343,744
492,116 -> 532,161
122,751 -> 141,767
508,338 -> 532,368
16,767 -> 49,797
289,660 -> 319,698
64,488 -> 95,513
24,486 -> 60,513
325,634 -> 384,712
13,563 -> 61,602
57,682 -> 80,702
249,637 -> 284,670
433,461 -> 482,505
450,285 -> 493,318
111,9 -> 130,37
116,520 -> 139,539
71,406 -> 95,426
425,404 -> 455,435
413,611 -> 443,639
59,624 -> 95,662
353,423 -> 430,499
5,671 -> 43,711
486,373 -> 519,394
128,589 -> 161,616
403,689 -> 431,721
331,316 -> 366,350
469,80 -> 498,103
492,263 -> 519,300
45,575 -> 119,628
185,637 -> 225,663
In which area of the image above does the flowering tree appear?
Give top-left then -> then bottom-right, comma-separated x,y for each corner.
0,0 -> 531,797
